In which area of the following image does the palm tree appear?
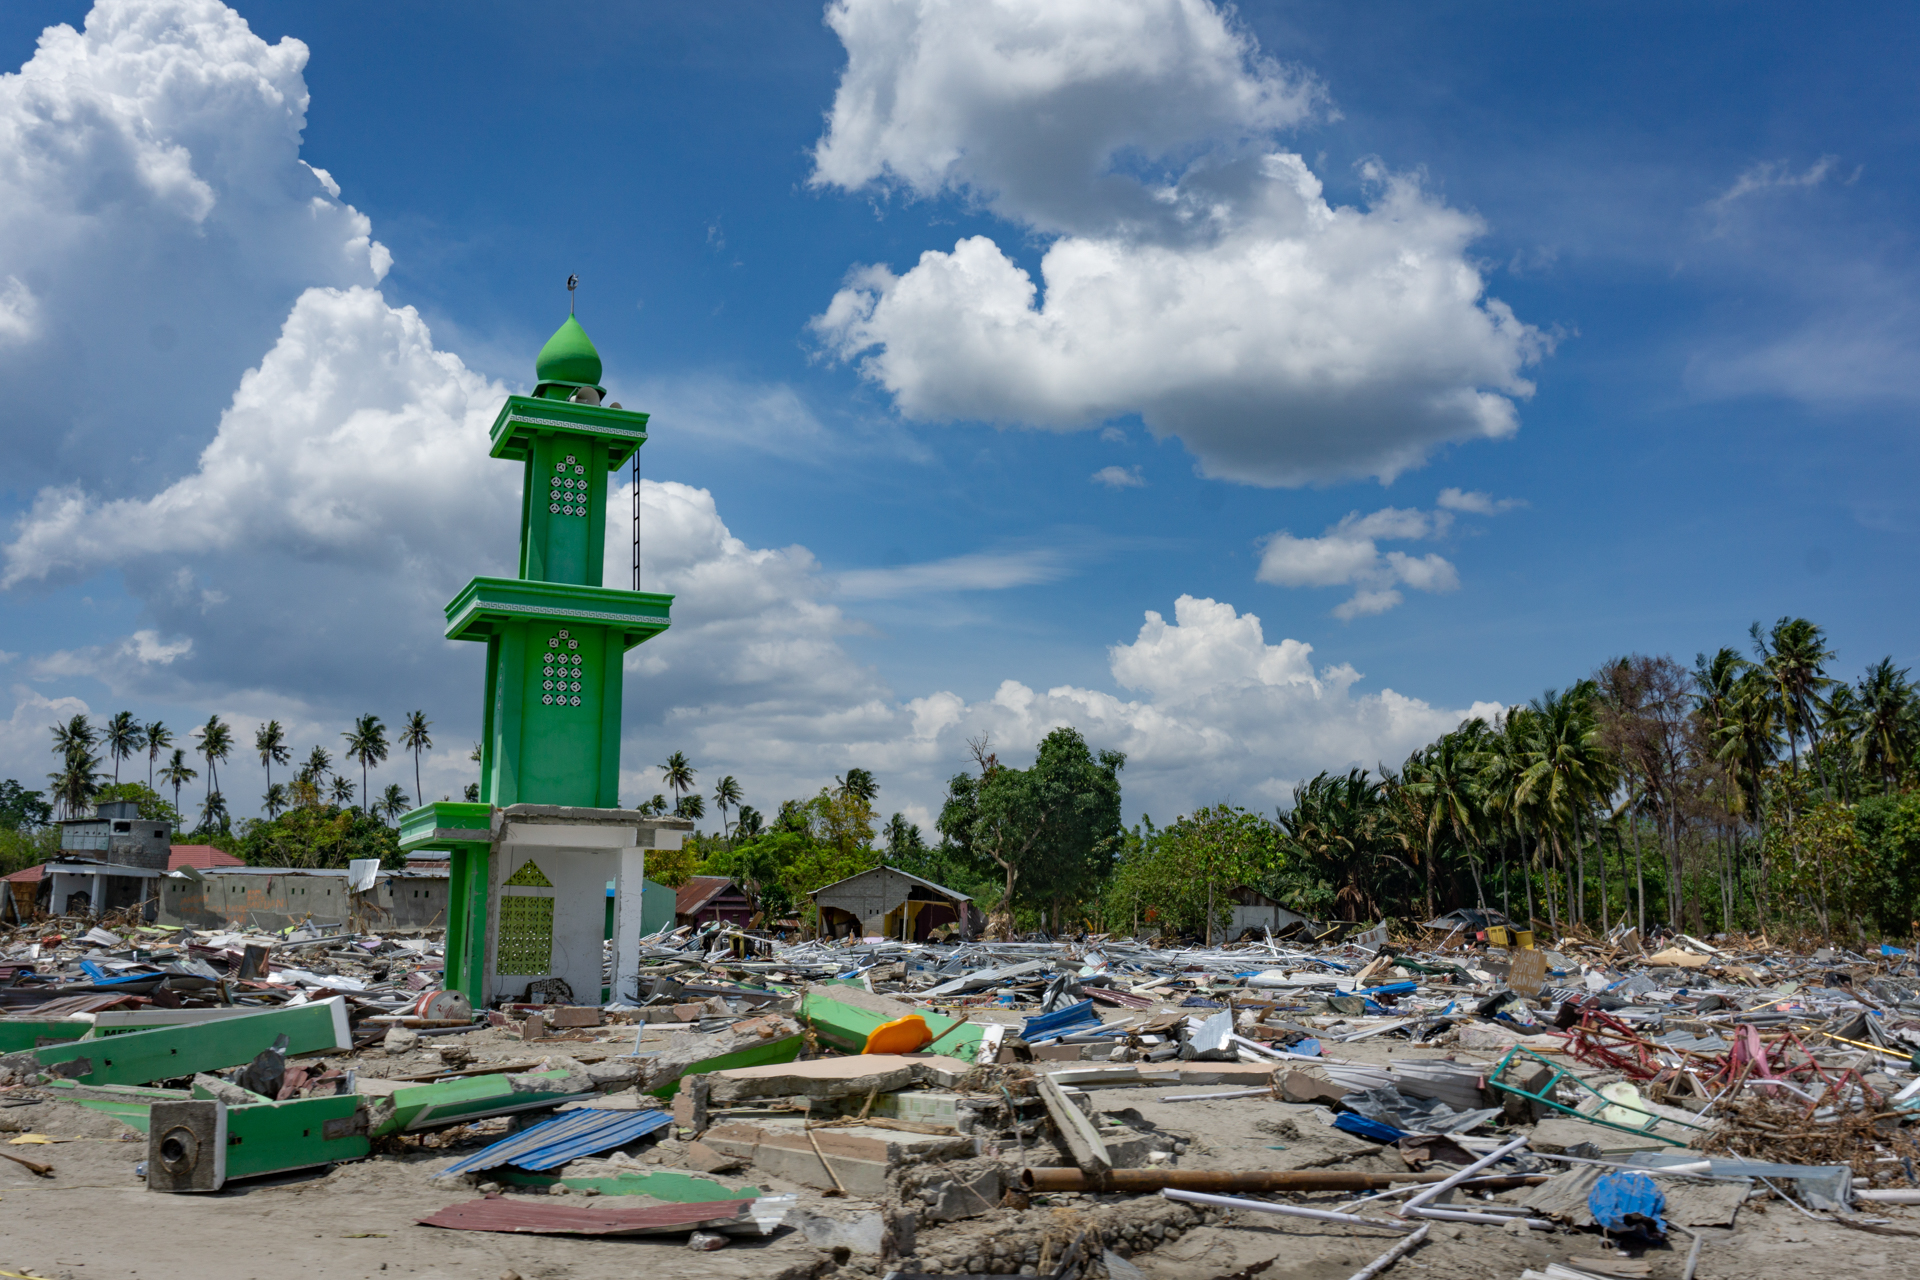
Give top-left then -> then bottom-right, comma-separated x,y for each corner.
1404,721 -> 1492,912
883,812 -> 925,859
1513,684 -> 1610,934
399,711 -> 433,808
102,712 -> 144,788
712,775 -> 743,841
159,750 -> 197,818
734,805 -> 764,839
641,793 -> 669,817
329,774 -> 356,808
341,714 -> 389,814
48,745 -> 101,821
302,745 -> 332,783
1751,617 -> 1836,932
199,791 -> 229,833
262,782 -> 289,820
51,713 -> 95,761
255,720 -> 290,798
836,768 -> 878,805
674,793 -> 706,822
144,721 -> 173,790
376,783 -> 411,825
660,751 -> 695,808
193,715 -> 233,811
1853,658 -> 1913,794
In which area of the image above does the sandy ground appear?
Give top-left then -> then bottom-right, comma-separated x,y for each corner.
5,1021 -> 1919,1280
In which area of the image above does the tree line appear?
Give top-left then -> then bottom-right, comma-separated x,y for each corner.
659,616 -> 1920,943
11,613 -> 1916,942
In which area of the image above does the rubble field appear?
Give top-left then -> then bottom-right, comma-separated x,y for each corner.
4,913 -> 1919,1280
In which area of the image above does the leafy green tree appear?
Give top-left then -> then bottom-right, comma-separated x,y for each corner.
399,711 -> 433,810
0,780 -> 53,830
256,720 -> 290,798
938,727 -> 1124,935
102,712 -> 144,788
341,714 -> 389,814
92,782 -> 180,825
1113,804 -> 1279,942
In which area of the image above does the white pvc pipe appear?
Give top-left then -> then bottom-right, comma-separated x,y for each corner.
1855,1189 -> 1920,1204
1160,1188 -> 1415,1232
1406,1206 -> 1555,1230
1396,1135 -> 1530,1217
1342,1223 -> 1430,1280
1160,1088 -> 1273,1102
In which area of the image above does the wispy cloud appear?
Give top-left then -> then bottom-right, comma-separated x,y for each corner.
1436,487 -> 1525,515
835,547 -> 1076,600
1710,156 -> 1840,212
1091,464 -> 1145,489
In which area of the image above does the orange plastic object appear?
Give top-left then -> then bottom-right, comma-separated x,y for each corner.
861,1014 -> 933,1055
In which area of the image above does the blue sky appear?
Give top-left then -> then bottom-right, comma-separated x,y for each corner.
0,0 -> 1913,831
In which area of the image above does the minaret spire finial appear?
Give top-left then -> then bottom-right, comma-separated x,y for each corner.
566,273 -> 578,315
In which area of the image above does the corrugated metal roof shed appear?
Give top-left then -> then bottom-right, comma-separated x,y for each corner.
438,1106 -> 672,1176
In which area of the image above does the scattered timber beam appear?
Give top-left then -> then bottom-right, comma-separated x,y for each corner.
1035,1072 -> 1109,1177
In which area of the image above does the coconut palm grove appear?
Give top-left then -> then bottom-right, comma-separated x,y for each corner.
9,612 -> 1917,945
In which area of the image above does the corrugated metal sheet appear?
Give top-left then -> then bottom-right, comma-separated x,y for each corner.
439,1106 -> 672,1176
418,1196 -> 753,1235
1021,1000 -> 1100,1042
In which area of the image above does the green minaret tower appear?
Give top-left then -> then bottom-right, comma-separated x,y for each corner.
400,308 -> 680,1006
454,314 -> 671,805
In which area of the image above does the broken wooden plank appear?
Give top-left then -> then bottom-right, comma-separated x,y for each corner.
1035,1071 -> 1109,1177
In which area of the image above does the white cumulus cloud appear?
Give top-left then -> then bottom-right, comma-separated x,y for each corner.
1091,465 -> 1145,490
809,0 -> 1546,487
0,0 -> 391,490
1257,506 -> 1460,620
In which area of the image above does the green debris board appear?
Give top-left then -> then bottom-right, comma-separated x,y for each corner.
644,1034 -> 805,1099
369,1068 -> 589,1136
26,998 -> 351,1087
0,1019 -> 85,1054
796,989 -> 986,1060
224,1094 -> 371,1180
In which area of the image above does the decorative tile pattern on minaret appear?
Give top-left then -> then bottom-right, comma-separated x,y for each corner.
440,314 -> 672,808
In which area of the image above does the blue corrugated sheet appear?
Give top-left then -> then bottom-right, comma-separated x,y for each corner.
1021,999 -> 1100,1042
439,1107 -> 673,1177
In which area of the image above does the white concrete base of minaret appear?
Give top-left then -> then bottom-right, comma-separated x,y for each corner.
480,804 -> 691,1008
